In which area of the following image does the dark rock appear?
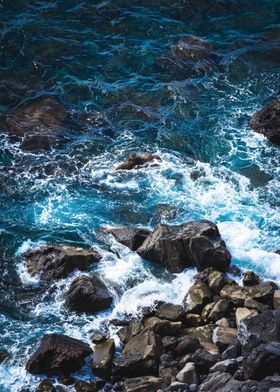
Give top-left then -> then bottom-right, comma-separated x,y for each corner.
160,353 -> 174,366
207,300 -> 230,322
92,339 -> 115,379
36,380 -> 56,392
209,358 -> 242,375
0,350 -> 9,364
197,372 -> 233,392
59,376 -> 75,385
137,220 -> 231,274
244,298 -> 270,313
74,381 -> 97,392
156,303 -> 184,322
184,283 -> 213,314
243,271 -> 260,286
114,327 -> 163,377
220,282 -> 275,304
105,227 -> 151,251
182,324 -> 215,344
123,376 -> 168,392
174,336 -> 200,356
213,327 -> 237,351
192,348 -> 221,373
185,314 -> 203,327
91,332 -> 110,345
166,381 -> 189,392
26,245 -> 101,281
221,341 -> 242,360
117,320 -> 143,344
228,265 -> 242,277
143,316 -> 182,337
109,319 -> 130,327
250,95 -> 280,145
208,271 -> 225,294
162,336 -> 179,351
116,153 -> 161,170
26,333 -> 92,376
64,274 -> 113,313
235,307 -> 258,327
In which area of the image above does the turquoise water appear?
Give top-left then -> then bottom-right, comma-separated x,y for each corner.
0,0 -> 280,390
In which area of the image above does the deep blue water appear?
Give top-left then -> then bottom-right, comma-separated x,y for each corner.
0,0 -> 280,390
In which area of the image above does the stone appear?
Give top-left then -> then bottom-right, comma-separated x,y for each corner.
36,380 -> 56,392
197,372 -> 232,392
114,327 -> 163,377
209,358 -> 242,375
162,336 -> 179,351
215,318 -> 230,328
244,341 -> 280,380
143,316 -> 182,336
244,298 -> 270,313
183,324 -> 215,344
92,339 -> 115,379
116,153 -> 161,170
273,290 -> 280,310
208,271 -> 225,293
166,381 -> 189,392
200,342 -> 219,354
156,303 -> 184,322
174,336 -> 200,356
117,320 -> 144,344
220,282 -> 275,304
208,300 -> 230,322
0,350 -> 9,364
123,376 -> 167,392
250,94 -> 280,145
74,381 -> 97,392
184,283 -> 213,314
176,362 -> 197,384
105,227 -> 151,251
26,334 -> 92,376
185,314 -> 203,327
90,331 -> 110,344
59,376 -> 75,385
235,307 -> 258,327
26,244 -> 101,281
192,348 -> 221,373
243,271 -> 260,286
222,341 -> 242,360
213,327 -> 237,351
137,220 -> 231,274
64,274 -> 113,313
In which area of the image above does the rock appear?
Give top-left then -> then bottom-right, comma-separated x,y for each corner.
208,271 -> 225,293
250,95 -> 280,145
123,376 -> 167,392
74,381 -> 97,392
209,358 -> 242,375
156,303 -> 184,322
26,334 -> 92,376
244,298 -> 270,313
178,354 -> 192,369
208,300 -> 230,322
200,342 -> 219,354
64,274 -> 113,313
183,324 -> 215,344
117,320 -> 144,344
235,307 -> 258,327
90,331 -> 110,344
192,348 -> 221,373
144,317 -> 182,337
36,380 -> 56,392
243,271 -> 260,286
166,381 -> 189,392
116,153 -> 161,170
220,282 -> 275,304
137,220 -> 231,274
244,341 -> 280,380
273,290 -> 280,310
197,372 -> 232,392
215,318 -> 230,328
162,336 -> 179,351
59,376 -> 75,385
185,314 -> 203,327
213,327 -> 237,351
0,350 -> 9,364
26,244 -> 101,281
176,362 -> 197,384
114,327 -> 163,377
92,338 -> 115,379
174,336 -> 200,356
221,341 -> 242,360
184,283 -> 213,314
105,227 -> 151,251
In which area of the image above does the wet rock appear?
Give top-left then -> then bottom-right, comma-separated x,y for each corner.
185,314 -> 203,327
183,324 -> 215,344
143,316 -> 182,337
244,341 -> 280,380
192,348 -> 221,373
273,290 -> 280,310
174,336 -> 200,356
220,282 -> 275,304
155,303 -> 184,322
176,362 -> 197,384
250,94 -> 280,146
184,283 -> 213,314
235,307 -> 258,327
74,381 -> 97,392
36,380 -> 56,392
137,220 -> 231,274
117,320 -> 143,344
105,227 -> 151,251
207,300 -> 230,322
213,327 -> 237,351
114,327 -> 163,377
91,331 -> 110,345
92,338 -> 115,379
64,274 -> 113,314
208,271 -> 225,293
26,334 -> 92,376
123,376 -> 167,392
26,244 -> 101,281
209,358 -> 242,375
116,153 -> 161,170
0,350 -> 9,364
243,271 -> 260,286
244,298 -> 270,313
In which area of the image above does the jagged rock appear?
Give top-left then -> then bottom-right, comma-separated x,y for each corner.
244,341 -> 280,380
244,298 -> 270,313
185,314 -> 203,327
105,227 -> 151,251
243,271 -> 260,286
59,376 -> 75,385
208,271 -> 225,293
197,372 -> 232,392
176,362 -> 197,384
183,324 -> 215,344
155,303 -> 184,322
209,357 -> 242,375
222,341 -> 242,360
26,334 -> 92,376
273,290 -> 280,310
92,338 -> 115,379
162,336 -> 179,351
220,282 -> 275,304
90,331 -> 110,344
200,342 -> 219,354
235,307 -> 258,327
137,220 -> 231,273
116,153 -> 161,170
166,381 -> 189,392
117,320 -> 144,344
114,327 -> 163,377
36,380 -> 56,392
26,245 -> 101,280
64,274 -> 113,313
213,327 -> 237,351
174,336 -> 200,356
143,316 -> 182,336
207,300 -> 230,322
184,283 -> 213,314
250,95 -> 280,145
192,348 -> 221,373
123,376 -> 168,392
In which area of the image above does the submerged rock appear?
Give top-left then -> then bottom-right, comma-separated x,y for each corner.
250,94 -> 280,145
26,244 -> 101,281
26,334 -> 92,376
105,227 -> 151,251
64,274 -> 113,313
115,153 -> 161,170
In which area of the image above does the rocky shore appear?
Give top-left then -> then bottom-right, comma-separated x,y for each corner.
17,220 -> 280,392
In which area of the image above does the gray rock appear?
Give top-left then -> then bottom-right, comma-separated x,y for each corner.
244,298 -> 270,313
273,290 -> 280,310
213,327 -> 237,351
192,348 -> 221,373
156,303 -> 184,322
208,271 -> 225,293
143,316 -> 182,337
182,324 -> 215,344
123,376 -> 167,392
117,320 -> 143,344
235,307 -> 258,327
105,227 -> 151,251
243,271 -> 260,286
176,362 -> 197,384
210,357 -> 242,375
174,336 -> 200,356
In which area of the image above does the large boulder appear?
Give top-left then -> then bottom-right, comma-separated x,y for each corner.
26,244 -> 101,281
105,227 -> 151,251
220,282 -> 275,304
92,338 -> 115,379
137,220 -> 231,273
114,327 -> 163,377
64,275 -> 113,313
26,334 -> 92,376
116,153 -> 161,170
184,283 -> 213,314
250,95 -> 280,146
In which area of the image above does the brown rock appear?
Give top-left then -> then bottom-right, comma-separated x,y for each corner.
116,153 -> 161,170
92,338 -> 115,379
213,327 -> 237,351
184,283 -> 213,314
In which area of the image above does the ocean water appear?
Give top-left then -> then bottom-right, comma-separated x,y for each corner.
0,0 -> 280,390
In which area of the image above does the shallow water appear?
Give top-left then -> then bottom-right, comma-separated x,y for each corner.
0,0 -> 280,390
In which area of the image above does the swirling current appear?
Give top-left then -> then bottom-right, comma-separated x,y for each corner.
0,0 -> 280,390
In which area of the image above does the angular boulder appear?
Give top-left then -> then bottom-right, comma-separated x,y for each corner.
64,275 -> 113,313
244,341 -> 280,380
184,283 -> 213,314
26,244 -> 101,281
92,338 -> 115,379
155,302 -> 184,322
26,334 -> 92,376
137,220 -> 231,273
105,227 -> 151,251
